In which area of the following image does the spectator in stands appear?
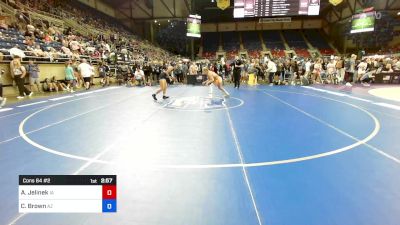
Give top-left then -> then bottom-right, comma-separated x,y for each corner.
26,59 -> 41,92
12,59 -> 32,99
393,58 -> 400,71
31,44 -> 46,57
78,58 -> 93,90
382,63 -> 394,73
24,36 -> 34,47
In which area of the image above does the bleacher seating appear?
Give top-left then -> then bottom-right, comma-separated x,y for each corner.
282,30 -> 310,57
248,50 -> 261,59
226,50 -> 238,60
222,32 -> 240,52
345,12 -> 400,49
271,50 -> 285,58
304,30 -> 335,55
262,30 -> 285,51
242,31 -> 262,59
202,51 -> 216,60
294,49 -> 310,58
242,31 -> 262,51
282,30 -> 308,49
202,32 -> 219,59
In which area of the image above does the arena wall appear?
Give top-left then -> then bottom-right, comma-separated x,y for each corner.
0,63 -> 99,96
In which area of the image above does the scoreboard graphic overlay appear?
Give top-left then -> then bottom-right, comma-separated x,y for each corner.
19,175 -> 117,213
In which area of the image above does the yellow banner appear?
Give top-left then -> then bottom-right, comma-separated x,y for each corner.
329,0 -> 343,6
217,0 -> 230,10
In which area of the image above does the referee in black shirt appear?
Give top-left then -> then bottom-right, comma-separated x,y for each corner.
231,56 -> 243,89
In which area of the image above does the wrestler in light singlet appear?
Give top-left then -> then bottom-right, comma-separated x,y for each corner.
202,68 -> 230,98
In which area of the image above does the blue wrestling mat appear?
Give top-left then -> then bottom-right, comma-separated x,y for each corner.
1,85 -> 400,225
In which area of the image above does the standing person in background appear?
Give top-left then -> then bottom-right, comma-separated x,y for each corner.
10,56 -> 21,85
72,60 -> 82,88
134,67 -> 145,86
305,58 -> 312,81
347,54 -> 357,86
65,61 -> 76,93
326,59 -> 336,84
98,61 -> 110,87
78,59 -> 93,90
26,59 -> 41,92
143,62 -> 152,85
232,56 -> 243,89
276,62 -> 284,84
182,62 -> 188,83
90,61 -> 95,86
266,59 -> 277,86
12,59 -> 32,99
313,58 -> 323,84
174,62 -> 183,84
189,62 -> 198,75
0,69 -> 6,107
357,59 -> 368,83
335,56 -> 345,84
153,63 -> 161,81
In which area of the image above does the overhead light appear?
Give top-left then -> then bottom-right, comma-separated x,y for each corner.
398,12 -> 400,15
168,20 -> 170,22
154,20 -> 157,23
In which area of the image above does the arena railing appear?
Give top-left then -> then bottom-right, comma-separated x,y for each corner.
0,51 -> 103,64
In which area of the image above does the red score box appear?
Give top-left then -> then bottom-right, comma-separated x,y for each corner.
102,185 -> 117,199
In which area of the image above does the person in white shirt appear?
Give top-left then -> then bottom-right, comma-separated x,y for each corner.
78,59 -> 93,90
305,59 -> 312,80
266,60 -> 277,86
394,59 -> 400,71
357,59 -> 368,82
134,67 -> 145,86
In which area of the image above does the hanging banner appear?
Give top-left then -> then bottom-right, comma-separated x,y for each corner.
329,0 -> 343,6
217,0 -> 230,10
